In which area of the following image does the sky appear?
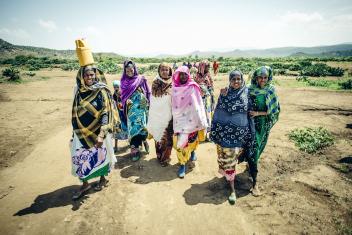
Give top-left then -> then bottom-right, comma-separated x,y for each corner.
0,0 -> 351,56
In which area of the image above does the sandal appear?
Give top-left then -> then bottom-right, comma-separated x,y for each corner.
228,192 -> 236,205
143,141 -> 150,154
72,185 -> 91,200
131,151 -> 141,162
250,186 -> 262,197
94,179 -> 109,191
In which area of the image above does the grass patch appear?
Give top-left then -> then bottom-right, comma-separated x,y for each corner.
294,76 -> 352,90
288,127 -> 334,153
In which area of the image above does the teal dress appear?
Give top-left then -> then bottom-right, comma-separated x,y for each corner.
127,88 -> 149,143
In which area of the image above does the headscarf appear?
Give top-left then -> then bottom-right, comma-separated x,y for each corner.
120,60 -> 151,109
152,63 -> 172,97
197,60 -> 210,76
158,62 -> 173,79
113,80 -> 120,87
72,65 -> 117,148
76,65 -> 108,92
249,66 -> 280,116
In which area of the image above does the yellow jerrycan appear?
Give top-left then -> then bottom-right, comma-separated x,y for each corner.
75,39 -> 94,66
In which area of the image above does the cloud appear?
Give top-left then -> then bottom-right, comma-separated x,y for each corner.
281,12 -> 323,23
39,19 -> 57,32
0,28 -> 30,39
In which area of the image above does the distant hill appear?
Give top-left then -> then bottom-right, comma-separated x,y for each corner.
157,44 -> 352,58
1,38 -> 352,59
0,38 -> 124,59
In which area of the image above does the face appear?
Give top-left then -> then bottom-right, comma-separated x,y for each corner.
126,66 -> 134,78
230,74 -> 242,89
159,66 -> 170,79
114,86 -> 120,93
204,64 -> 210,73
179,72 -> 188,84
83,70 -> 95,86
256,75 -> 268,88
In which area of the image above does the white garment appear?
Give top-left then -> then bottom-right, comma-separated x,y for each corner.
70,132 -> 116,177
147,77 -> 172,142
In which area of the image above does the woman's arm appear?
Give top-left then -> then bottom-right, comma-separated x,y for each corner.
249,111 -> 268,117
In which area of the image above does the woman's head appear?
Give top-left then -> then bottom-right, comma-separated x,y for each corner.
173,66 -> 191,86
179,72 -> 189,84
255,66 -> 270,88
125,62 -> 135,78
123,60 -> 138,79
229,70 -> 244,89
83,65 -> 96,86
158,63 -> 172,80
113,80 -> 120,92
251,66 -> 273,88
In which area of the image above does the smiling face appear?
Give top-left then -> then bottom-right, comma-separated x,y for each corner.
256,75 -> 268,88
126,65 -> 135,78
179,72 -> 189,84
159,65 -> 170,79
230,74 -> 242,89
83,70 -> 95,86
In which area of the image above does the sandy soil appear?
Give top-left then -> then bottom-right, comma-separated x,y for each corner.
0,69 -> 351,234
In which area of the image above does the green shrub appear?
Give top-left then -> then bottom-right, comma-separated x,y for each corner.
306,78 -> 332,87
2,67 -> 21,81
300,63 -> 344,77
288,127 -> 334,153
138,67 -> 146,74
148,64 -> 159,71
296,76 -> 309,82
339,78 -> 352,90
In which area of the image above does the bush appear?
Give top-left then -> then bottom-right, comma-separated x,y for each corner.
288,127 -> 334,153
296,76 -> 308,82
300,63 -> 344,77
148,64 -> 159,71
138,67 -> 146,74
288,63 -> 301,71
339,78 -> 352,90
2,67 -> 21,81
274,69 -> 286,75
306,78 -> 332,87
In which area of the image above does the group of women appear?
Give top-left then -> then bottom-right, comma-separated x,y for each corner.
70,60 -> 280,204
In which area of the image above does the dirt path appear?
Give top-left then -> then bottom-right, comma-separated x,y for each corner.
0,71 -> 351,234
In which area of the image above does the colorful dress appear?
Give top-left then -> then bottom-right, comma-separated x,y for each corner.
210,73 -> 255,181
120,60 -> 151,152
172,66 -> 208,165
71,66 -> 117,181
248,66 -> 280,181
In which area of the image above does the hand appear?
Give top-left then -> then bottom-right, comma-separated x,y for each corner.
95,136 -> 104,148
220,87 -> 228,96
249,111 -> 259,117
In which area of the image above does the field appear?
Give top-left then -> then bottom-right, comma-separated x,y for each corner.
0,58 -> 351,234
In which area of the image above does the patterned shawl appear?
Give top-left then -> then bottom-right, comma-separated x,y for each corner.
210,71 -> 255,151
72,66 -> 117,148
172,66 -> 208,146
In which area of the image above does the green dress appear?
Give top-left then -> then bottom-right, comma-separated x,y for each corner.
253,94 -> 279,163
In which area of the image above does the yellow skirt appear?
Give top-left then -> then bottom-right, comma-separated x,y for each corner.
172,129 -> 206,165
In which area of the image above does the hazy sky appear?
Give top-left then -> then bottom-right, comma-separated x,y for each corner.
0,0 -> 351,56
